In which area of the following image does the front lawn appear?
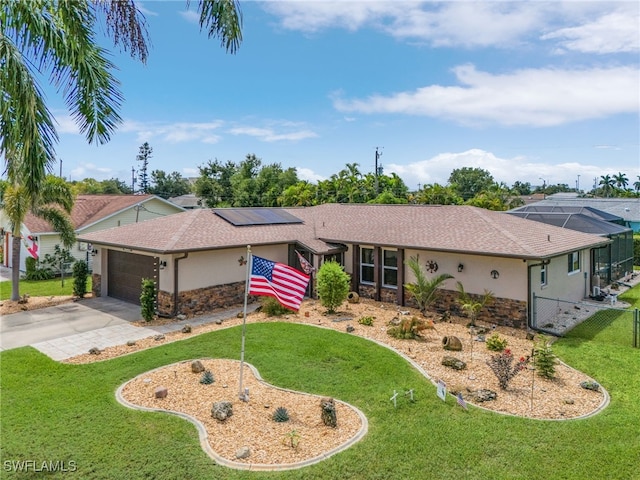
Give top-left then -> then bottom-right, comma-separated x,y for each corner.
1,319 -> 639,479
0,277 -> 91,300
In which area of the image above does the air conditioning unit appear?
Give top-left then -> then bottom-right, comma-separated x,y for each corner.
592,286 -> 600,296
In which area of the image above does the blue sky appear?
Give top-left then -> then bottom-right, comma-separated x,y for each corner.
47,1 -> 639,191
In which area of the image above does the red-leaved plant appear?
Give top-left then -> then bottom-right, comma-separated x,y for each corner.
486,349 -> 530,390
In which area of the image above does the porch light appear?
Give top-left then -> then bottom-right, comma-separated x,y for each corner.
457,263 -> 464,272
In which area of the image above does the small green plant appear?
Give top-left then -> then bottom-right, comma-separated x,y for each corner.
316,260 -> 350,314
486,332 -> 508,352
358,316 -> 374,326
387,316 -> 434,340
72,260 -> 89,298
486,349 -> 529,390
404,255 -> 454,315
199,370 -> 215,385
25,256 -> 53,280
283,430 -> 299,449
272,406 -> 290,423
140,278 -> 157,321
261,297 -> 294,316
456,282 -> 494,327
533,335 -> 557,379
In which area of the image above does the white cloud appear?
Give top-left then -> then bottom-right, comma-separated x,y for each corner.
296,167 -> 325,183
122,120 -> 224,144
541,8 -> 640,54
228,123 -> 318,142
262,1 -> 638,52
333,65 -> 639,126
179,9 -> 200,24
68,163 -> 113,181
385,149 -> 625,190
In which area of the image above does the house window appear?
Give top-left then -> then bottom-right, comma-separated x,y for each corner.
324,252 -> 343,265
540,264 -> 547,287
360,247 -> 374,284
568,251 -> 580,274
382,249 -> 398,288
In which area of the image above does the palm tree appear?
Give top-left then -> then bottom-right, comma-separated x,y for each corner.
613,172 -> 629,191
404,256 -> 454,315
599,175 -> 615,198
1,0 -> 242,215
456,282 -> 494,327
634,176 -> 640,193
1,175 -> 76,301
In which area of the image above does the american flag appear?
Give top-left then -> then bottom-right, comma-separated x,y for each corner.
456,392 -> 468,410
249,255 -> 310,311
295,250 -> 316,275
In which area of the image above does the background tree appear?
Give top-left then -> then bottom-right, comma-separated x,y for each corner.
316,261 -> 350,314
415,184 -> 463,205
448,167 -> 494,200
194,159 -> 237,207
598,175 -> 615,198
0,175 -> 75,300
2,0 -> 242,215
149,170 -> 191,199
136,142 -> 153,194
613,172 -> 629,191
511,181 -> 532,196
279,181 -> 317,207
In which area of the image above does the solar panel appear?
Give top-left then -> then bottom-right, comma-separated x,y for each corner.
214,208 -> 303,226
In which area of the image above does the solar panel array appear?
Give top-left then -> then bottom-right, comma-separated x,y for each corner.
214,208 -> 303,226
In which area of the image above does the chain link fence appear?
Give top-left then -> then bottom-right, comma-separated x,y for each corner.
533,294 -> 639,348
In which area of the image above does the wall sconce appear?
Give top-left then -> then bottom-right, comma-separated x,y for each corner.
159,260 -> 167,269
457,263 -> 464,272
91,248 -> 98,256
490,270 -> 500,279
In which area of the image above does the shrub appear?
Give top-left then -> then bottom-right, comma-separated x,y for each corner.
200,370 -> 215,385
272,406 -> 290,422
261,297 -> 294,316
533,335 -> 557,379
486,333 -> 508,352
72,260 -> 89,298
404,255 -> 453,315
358,316 -> 374,326
316,261 -> 350,314
140,278 -> 157,321
486,349 -> 529,390
25,256 -> 53,280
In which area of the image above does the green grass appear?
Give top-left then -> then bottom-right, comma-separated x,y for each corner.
2,319 -> 639,479
0,277 -> 91,300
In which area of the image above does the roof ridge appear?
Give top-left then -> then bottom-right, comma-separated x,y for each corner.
475,208 -> 540,257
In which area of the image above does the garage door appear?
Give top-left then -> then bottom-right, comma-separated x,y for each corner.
107,251 -> 156,304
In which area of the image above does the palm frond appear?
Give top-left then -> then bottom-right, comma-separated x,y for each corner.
196,0 -> 243,54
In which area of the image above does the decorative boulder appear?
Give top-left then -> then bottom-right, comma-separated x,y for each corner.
154,387 -> 168,399
441,355 -> 467,370
346,325 -> 355,333
212,401 -> 233,421
442,336 -> 463,351
181,324 -> 192,334
347,292 -> 360,304
88,347 -> 101,355
191,360 -> 205,373
470,389 -> 497,402
320,397 -> 337,428
235,447 -> 250,459
580,381 -> 600,392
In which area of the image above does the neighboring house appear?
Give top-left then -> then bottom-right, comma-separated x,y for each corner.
167,194 -> 204,209
529,194 -> 640,232
508,205 -> 634,286
78,204 -> 610,330
1,195 -> 184,272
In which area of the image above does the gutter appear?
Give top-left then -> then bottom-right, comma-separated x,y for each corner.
527,259 -> 550,331
172,253 -> 189,317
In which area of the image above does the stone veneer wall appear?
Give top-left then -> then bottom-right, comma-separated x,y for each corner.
357,285 -> 528,329
157,281 -> 246,317
92,273 -> 102,297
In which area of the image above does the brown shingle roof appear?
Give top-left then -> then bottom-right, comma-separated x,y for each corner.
25,195 -> 159,233
78,204 -> 609,259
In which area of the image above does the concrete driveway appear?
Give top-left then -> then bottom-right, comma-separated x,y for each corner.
0,297 -> 142,353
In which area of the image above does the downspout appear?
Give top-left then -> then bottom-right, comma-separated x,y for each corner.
527,259 -> 549,330
172,252 -> 189,317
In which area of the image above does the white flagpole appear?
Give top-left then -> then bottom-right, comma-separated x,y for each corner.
238,245 -> 252,401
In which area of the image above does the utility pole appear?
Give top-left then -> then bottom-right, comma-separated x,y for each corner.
131,167 -> 137,193
59,158 -> 62,178
374,146 -> 383,194
576,174 -> 580,192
